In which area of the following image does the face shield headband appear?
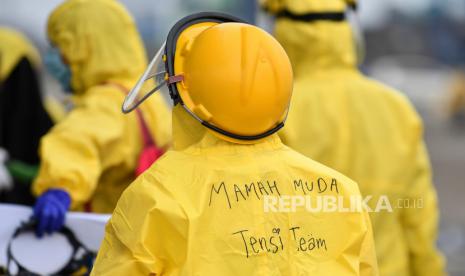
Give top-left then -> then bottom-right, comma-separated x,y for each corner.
263,3 -> 364,65
122,12 -> 288,141
1,219 -> 95,276
262,2 -> 357,22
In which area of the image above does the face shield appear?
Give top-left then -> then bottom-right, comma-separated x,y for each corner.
2,219 -> 95,275
123,13 -> 244,114
122,42 -> 170,113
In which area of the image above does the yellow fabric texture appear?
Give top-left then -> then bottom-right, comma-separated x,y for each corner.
92,106 -> 378,275
32,0 -> 171,213
260,0 -> 349,14
0,27 -> 40,82
269,7 -> 445,276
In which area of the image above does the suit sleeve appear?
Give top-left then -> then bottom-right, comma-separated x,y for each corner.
397,103 -> 446,276
402,139 -> 446,276
32,89 -> 125,208
91,219 -> 161,276
91,175 -> 165,275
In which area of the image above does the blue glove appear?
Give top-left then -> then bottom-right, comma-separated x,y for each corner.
33,189 -> 71,237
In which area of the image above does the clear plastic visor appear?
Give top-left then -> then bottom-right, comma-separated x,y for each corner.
122,41 -> 169,113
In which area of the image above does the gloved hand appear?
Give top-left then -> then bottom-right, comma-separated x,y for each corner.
33,189 -> 71,237
0,148 -> 13,191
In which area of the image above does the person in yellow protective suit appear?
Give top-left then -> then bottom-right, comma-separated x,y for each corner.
91,12 -> 378,275
0,27 -> 54,205
31,0 -> 171,237
0,27 -> 40,80
260,0 -> 446,275
447,71 -> 465,126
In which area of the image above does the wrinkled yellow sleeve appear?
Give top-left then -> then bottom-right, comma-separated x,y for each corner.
360,211 -> 379,276
32,90 -> 125,209
402,140 -> 446,276
91,220 -> 160,276
91,175 -> 165,275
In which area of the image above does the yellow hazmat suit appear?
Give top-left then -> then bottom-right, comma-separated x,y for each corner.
92,14 -> 377,275
0,27 -> 65,123
0,27 -> 40,82
92,107 -> 378,276
32,0 -> 171,213
261,0 -> 446,275
0,27 -> 55,206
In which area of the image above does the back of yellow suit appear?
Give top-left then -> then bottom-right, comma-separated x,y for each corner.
261,0 -> 446,275
0,27 -> 40,82
32,0 -> 171,213
91,14 -> 378,275
0,27 -> 66,123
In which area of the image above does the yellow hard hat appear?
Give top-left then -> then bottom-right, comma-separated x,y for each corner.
123,13 -> 293,143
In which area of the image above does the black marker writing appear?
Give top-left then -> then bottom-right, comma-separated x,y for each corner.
209,182 -> 231,209
293,178 -> 339,195
232,228 -> 284,258
289,226 -> 327,251
209,180 -> 280,209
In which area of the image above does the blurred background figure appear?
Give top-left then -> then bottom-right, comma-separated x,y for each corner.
0,0 -> 464,274
30,0 -> 171,237
0,27 -> 54,206
261,0 -> 445,275
446,71 -> 465,128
